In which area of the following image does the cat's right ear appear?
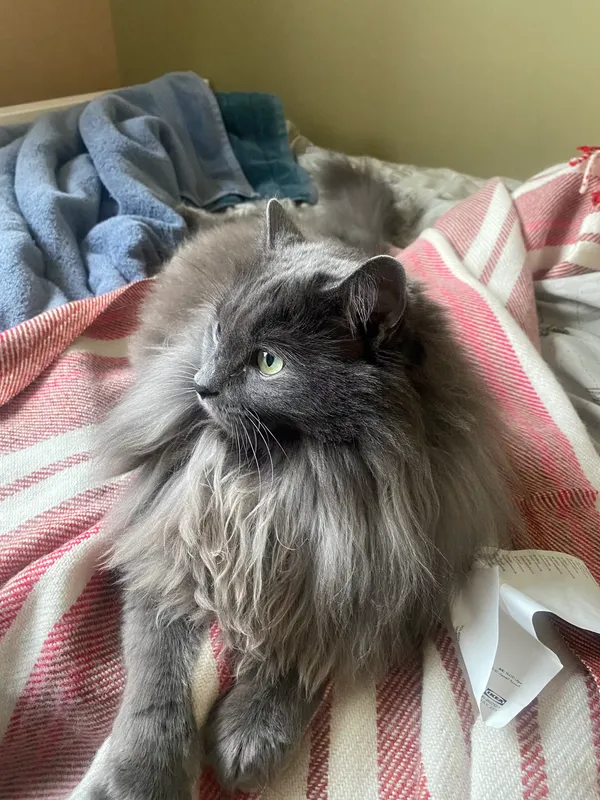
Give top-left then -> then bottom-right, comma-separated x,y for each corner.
266,199 -> 305,248
340,255 -> 407,344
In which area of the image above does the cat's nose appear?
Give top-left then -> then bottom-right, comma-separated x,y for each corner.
194,379 -> 220,400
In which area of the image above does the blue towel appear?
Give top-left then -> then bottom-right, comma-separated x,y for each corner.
0,73 -> 312,331
213,91 -> 317,210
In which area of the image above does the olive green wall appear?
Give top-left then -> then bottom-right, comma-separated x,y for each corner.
110,0 -> 600,179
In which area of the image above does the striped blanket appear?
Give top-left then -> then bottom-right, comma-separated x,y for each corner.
1,162 -> 600,800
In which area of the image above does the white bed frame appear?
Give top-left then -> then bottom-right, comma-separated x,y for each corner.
0,80 -> 210,127
0,91 -> 107,126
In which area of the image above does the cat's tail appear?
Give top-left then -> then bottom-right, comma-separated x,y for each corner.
309,153 -> 406,254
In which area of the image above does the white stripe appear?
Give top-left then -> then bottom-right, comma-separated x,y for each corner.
68,737 -> 112,800
580,211 -> 600,236
328,676 -> 379,800
71,631 -> 218,798
65,336 -> 131,358
555,240 -> 600,272
422,228 -> 600,496
1,424 -> 100,486
0,456 -> 99,534
512,164 -> 572,199
486,220 -> 527,307
537,628 -> 598,800
526,242 -> 600,280
463,182 -> 512,278
0,530 -> 107,740
262,731 -> 311,800
420,639 -> 471,800
530,162 -> 571,181
471,717 -> 523,799
526,209 -> 600,277
190,633 -> 219,727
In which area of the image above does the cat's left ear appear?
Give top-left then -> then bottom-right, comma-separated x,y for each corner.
341,255 -> 407,342
266,199 -> 305,248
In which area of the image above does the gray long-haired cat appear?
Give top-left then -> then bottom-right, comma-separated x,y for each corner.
90,156 -> 512,799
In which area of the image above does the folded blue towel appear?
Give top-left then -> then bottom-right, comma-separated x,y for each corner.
213,91 -> 317,210
0,73 -> 313,331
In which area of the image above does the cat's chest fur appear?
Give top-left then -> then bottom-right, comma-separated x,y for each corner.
176,428 -> 415,688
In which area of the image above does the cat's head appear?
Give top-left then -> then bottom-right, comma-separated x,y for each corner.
184,199 -> 416,446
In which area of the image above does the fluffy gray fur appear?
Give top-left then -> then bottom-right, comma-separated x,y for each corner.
90,156 -> 512,798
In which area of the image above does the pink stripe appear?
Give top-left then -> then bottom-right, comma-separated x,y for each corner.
0,573 -> 123,799
0,362 -> 131,457
541,262 -> 596,280
516,172 -> 590,251
435,181 -> 498,258
0,281 -> 148,406
0,483 -> 117,590
480,204 -> 518,285
506,268 -> 540,347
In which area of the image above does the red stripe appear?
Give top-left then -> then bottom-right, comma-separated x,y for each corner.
0,518 -> 109,638
435,629 -> 474,751
0,452 -> 91,501
306,685 -> 332,800
208,621 -> 235,695
585,673 -> 600,797
515,700 -> 550,799
377,660 -> 430,799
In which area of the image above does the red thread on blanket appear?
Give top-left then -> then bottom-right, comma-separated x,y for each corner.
570,146 -> 600,206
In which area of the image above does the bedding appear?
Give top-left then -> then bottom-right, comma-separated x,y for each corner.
289,132 -> 522,242
0,73 -> 315,332
1,161 -> 600,799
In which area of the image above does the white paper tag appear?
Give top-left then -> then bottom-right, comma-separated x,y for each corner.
451,549 -> 600,728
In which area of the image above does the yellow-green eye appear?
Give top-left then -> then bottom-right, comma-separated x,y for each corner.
257,350 -> 284,375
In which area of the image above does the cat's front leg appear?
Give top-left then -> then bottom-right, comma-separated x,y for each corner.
89,591 -> 204,800
204,667 -> 319,793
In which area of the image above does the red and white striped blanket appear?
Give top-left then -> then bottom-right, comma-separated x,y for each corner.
1,162 -> 600,800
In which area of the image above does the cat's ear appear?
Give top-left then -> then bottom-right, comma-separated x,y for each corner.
266,199 -> 304,248
341,255 -> 407,342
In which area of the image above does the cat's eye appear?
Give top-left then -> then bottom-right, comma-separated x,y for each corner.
213,322 -> 221,343
256,350 -> 284,375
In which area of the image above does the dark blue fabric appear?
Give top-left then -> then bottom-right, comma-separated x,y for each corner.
0,72 -> 259,331
213,91 -> 317,210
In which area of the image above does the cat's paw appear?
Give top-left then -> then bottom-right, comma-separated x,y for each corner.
204,689 -> 298,792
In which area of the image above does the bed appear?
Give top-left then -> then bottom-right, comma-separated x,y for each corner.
1,76 -> 600,800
